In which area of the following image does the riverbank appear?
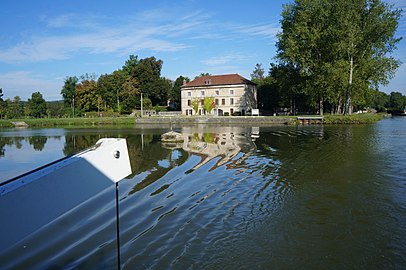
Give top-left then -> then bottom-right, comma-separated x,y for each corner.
0,117 -> 135,128
0,114 -> 387,128
135,114 -> 387,125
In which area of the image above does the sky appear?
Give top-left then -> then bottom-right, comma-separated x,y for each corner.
0,0 -> 405,101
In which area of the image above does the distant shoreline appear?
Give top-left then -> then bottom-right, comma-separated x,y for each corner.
0,114 -> 387,128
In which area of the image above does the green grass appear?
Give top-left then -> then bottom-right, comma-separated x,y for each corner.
0,116 -> 135,128
323,113 -> 386,124
0,113 -> 387,128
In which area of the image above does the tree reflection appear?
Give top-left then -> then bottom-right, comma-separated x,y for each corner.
0,137 -> 25,158
28,136 -> 48,151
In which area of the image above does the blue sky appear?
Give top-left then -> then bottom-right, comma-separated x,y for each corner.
0,0 -> 405,101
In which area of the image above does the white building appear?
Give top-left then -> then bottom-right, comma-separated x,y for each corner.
180,74 -> 257,116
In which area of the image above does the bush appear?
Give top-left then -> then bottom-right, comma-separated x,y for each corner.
84,111 -> 120,118
224,112 -> 229,116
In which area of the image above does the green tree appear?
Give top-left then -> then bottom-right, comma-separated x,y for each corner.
389,91 -> 405,111
191,98 -> 199,114
60,76 -> 78,117
6,96 -> 24,119
194,73 -> 211,79
120,75 -> 139,113
277,0 -> 402,115
370,91 -> 389,112
203,97 -> 215,114
132,57 -> 165,105
170,76 -> 190,109
27,92 -> 47,118
0,88 -> 5,119
122,55 -> 140,76
251,63 -> 265,80
47,101 -> 65,117
75,79 -> 98,112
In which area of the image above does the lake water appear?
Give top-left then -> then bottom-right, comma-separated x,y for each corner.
0,117 -> 405,269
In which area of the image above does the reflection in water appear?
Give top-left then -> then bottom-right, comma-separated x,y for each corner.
1,120 -> 406,269
162,126 -> 258,171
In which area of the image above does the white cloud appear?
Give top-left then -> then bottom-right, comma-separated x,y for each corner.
0,11 -> 207,64
201,53 -> 251,66
44,13 -> 77,28
232,23 -> 280,40
0,71 -> 62,100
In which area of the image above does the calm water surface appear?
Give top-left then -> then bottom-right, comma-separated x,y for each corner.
0,117 -> 405,269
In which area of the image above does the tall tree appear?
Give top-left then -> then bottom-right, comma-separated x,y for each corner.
277,0 -> 402,115
27,92 -> 47,118
251,63 -> 265,80
60,76 -> 78,116
170,76 -> 190,109
75,79 -> 98,112
389,91 -> 405,111
132,57 -> 165,105
0,88 -> 5,119
6,96 -> 24,119
120,75 -> 139,113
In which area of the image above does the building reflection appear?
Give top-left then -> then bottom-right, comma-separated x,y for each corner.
161,126 -> 259,171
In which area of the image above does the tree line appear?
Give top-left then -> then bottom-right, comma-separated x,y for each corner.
60,55 -> 190,117
252,63 -> 405,114
0,56 -> 191,119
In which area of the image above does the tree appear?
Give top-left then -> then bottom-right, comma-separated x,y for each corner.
0,88 -> 5,119
97,73 -> 118,111
191,98 -> 199,114
75,79 -> 98,112
27,92 -> 47,118
203,97 -> 215,114
6,96 -> 24,119
120,76 -> 139,113
277,0 -> 402,115
170,76 -> 190,109
251,63 -> 265,80
132,57 -> 165,105
389,91 -> 405,111
195,73 -> 211,79
122,55 -> 140,76
60,76 -> 78,117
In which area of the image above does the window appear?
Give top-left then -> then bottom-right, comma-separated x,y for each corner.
201,91 -> 205,96
230,98 -> 234,105
187,92 -> 191,97
215,99 -> 219,105
187,100 -> 191,106
222,99 -> 225,105
201,99 -> 204,106
230,89 -> 234,95
215,90 -> 219,95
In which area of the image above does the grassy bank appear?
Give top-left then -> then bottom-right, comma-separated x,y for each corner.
0,116 -> 135,128
322,113 -> 387,124
0,113 -> 387,128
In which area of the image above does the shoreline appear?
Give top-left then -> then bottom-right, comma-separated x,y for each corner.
0,114 -> 387,128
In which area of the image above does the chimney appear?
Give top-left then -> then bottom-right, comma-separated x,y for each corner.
183,79 -> 186,86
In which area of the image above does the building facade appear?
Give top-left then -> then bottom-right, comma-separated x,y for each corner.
180,74 -> 257,116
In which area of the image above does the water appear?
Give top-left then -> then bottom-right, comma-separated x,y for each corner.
0,117 -> 405,269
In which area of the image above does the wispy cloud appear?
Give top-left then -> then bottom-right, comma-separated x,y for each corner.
201,53 -> 251,66
43,13 -> 77,28
232,23 -> 280,40
0,10 -> 209,64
